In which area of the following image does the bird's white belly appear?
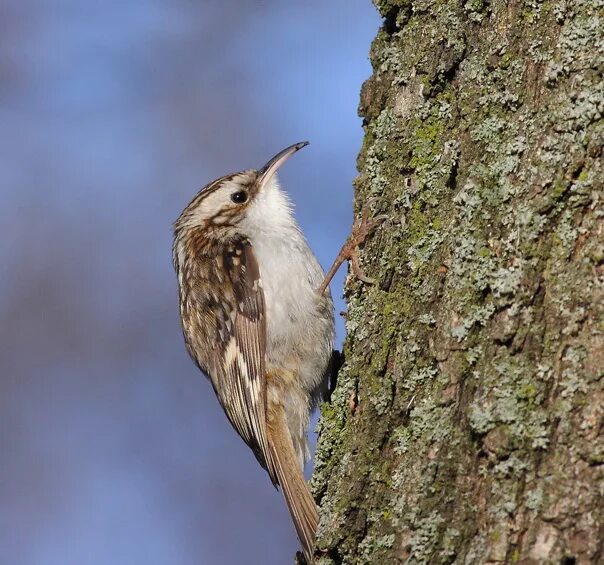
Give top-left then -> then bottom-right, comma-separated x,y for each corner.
255,238 -> 321,345
251,235 -> 334,392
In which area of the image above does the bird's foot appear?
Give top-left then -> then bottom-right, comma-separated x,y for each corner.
317,203 -> 387,296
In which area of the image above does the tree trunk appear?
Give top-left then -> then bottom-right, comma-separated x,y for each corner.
312,0 -> 603,563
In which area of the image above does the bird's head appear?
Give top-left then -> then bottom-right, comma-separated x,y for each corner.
173,141 -> 308,241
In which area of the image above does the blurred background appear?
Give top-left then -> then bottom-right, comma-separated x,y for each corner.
0,1 -> 379,563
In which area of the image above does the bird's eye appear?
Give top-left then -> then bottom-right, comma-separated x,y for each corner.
230,191 -> 248,204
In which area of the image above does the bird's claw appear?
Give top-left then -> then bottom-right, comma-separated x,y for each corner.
345,209 -> 387,285
317,204 -> 387,295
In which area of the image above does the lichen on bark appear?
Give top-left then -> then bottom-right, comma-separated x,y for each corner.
312,0 -> 603,563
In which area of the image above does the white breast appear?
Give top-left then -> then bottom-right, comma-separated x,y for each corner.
239,175 -> 334,389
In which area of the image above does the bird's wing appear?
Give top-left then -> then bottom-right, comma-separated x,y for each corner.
211,238 -> 276,483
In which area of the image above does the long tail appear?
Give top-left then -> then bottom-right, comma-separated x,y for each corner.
267,405 -> 318,564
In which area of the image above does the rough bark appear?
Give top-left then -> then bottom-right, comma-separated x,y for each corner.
312,0 -> 603,563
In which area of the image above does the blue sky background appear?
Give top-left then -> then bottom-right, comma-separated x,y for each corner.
0,2 -> 380,563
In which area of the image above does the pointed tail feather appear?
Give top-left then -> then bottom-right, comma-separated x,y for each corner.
267,406 -> 318,564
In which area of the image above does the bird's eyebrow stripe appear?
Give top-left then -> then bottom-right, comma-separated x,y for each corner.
189,173 -> 237,206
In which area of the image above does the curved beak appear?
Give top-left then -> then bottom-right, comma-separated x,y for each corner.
257,141 -> 309,189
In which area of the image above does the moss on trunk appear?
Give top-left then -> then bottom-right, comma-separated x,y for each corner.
312,0 -> 603,563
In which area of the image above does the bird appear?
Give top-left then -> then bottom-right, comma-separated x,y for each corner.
173,141 -> 334,562
172,141 -> 383,562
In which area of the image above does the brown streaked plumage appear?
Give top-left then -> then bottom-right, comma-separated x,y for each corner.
173,142 -> 333,563
172,141 -> 383,563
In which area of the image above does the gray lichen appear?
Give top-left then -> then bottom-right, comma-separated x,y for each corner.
312,0 -> 604,563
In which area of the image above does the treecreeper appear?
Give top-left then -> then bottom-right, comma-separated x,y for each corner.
172,142 -> 381,562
